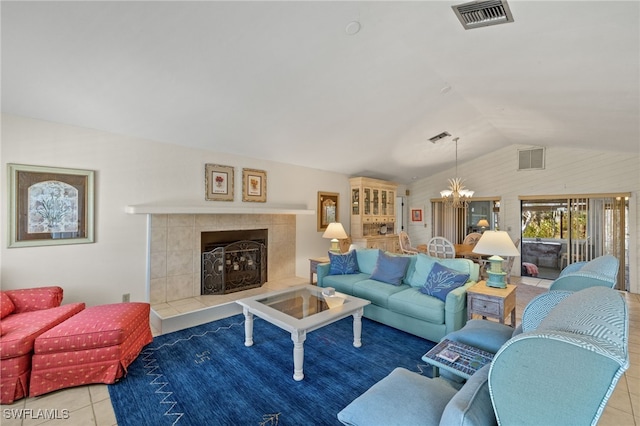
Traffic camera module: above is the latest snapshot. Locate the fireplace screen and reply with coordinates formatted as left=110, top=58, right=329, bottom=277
left=202, top=240, right=266, bottom=295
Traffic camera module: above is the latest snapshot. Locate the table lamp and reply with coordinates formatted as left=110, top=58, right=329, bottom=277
left=477, top=219, right=489, bottom=232
left=322, top=222, right=348, bottom=253
left=472, top=230, right=520, bottom=288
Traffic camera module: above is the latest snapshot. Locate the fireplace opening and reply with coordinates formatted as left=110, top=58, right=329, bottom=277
left=201, top=229, right=267, bottom=295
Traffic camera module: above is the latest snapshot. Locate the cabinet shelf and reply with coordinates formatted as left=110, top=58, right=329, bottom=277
left=349, top=177, right=399, bottom=253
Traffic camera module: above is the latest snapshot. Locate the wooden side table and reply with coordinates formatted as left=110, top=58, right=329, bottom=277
left=309, top=257, right=330, bottom=284
left=466, top=280, right=517, bottom=327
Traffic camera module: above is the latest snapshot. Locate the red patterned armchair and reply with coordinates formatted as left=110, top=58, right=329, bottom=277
left=0, top=286, right=85, bottom=404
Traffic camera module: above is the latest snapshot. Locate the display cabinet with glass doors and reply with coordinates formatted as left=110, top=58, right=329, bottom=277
left=349, top=177, right=399, bottom=252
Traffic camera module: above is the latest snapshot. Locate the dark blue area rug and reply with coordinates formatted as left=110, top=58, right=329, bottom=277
left=108, top=314, right=435, bottom=426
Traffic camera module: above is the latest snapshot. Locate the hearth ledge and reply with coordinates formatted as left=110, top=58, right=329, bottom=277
left=125, top=204, right=314, bottom=215
left=150, top=303, right=243, bottom=334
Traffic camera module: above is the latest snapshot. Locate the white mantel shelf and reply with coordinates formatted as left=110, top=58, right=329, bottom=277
left=125, top=204, right=314, bottom=215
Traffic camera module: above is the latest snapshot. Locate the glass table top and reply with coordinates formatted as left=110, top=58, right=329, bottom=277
left=256, top=287, right=349, bottom=320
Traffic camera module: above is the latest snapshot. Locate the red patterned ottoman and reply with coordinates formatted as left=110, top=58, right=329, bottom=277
left=29, top=302, right=153, bottom=397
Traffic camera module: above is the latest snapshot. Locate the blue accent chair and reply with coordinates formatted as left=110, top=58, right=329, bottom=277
left=549, top=254, right=619, bottom=291
left=337, top=287, right=629, bottom=426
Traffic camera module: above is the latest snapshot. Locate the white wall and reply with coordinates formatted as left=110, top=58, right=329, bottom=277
left=0, top=114, right=351, bottom=306
left=407, top=144, right=640, bottom=294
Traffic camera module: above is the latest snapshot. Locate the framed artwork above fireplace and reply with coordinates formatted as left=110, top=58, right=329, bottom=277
left=205, top=163, right=234, bottom=201
left=242, top=168, right=267, bottom=203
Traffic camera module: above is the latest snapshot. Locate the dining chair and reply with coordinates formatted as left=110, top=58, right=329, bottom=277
left=399, top=231, right=424, bottom=255
left=462, top=232, right=482, bottom=246
left=427, top=237, right=456, bottom=259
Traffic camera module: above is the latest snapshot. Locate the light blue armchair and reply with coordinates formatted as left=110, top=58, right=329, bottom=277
left=549, top=254, right=619, bottom=291
left=488, top=286, right=628, bottom=425
left=337, top=287, right=629, bottom=426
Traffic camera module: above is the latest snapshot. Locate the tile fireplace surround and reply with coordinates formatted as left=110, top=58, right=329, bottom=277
left=149, top=213, right=296, bottom=305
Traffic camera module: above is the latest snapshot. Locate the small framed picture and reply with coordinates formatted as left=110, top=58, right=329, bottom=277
left=205, top=164, right=234, bottom=201
left=8, top=164, right=95, bottom=248
left=242, top=168, right=267, bottom=203
left=317, top=191, right=339, bottom=232
left=410, top=207, right=424, bottom=225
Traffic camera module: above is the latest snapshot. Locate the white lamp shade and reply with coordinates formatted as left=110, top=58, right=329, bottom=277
left=477, top=219, right=490, bottom=228
left=472, top=231, right=520, bottom=256
left=322, top=222, right=348, bottom=240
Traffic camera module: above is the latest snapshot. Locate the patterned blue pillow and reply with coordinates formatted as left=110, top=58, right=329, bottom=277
left=420, top=262, right=470, bottom=302
left=329, top=250, right=360, bottom=275
left=370, top=251, right=410, bottom=286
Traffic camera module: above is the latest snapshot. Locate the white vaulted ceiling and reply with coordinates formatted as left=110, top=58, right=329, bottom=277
left=2, top=1, right=639, bottom=183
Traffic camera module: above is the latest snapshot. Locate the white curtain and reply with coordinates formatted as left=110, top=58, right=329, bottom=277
left=431, top=202, right=468, bottom=244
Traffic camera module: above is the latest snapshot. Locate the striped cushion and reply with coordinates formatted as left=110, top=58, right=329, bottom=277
left=536, top=287, right=628, bottom=366
left=521, top=291, right=573, bottom=332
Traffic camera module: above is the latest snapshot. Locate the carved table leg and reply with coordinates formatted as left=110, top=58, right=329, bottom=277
left=243, top=308, right=254, bottom=347
left=291, top=329, right=307, bottom=381
left=352, top=308, right=364, bottom=348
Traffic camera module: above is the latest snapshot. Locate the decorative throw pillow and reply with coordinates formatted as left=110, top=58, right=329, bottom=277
left=329, top=250, right=360, bottom=275
left=355, top=248, right=381, bottom=275
left=408, top=254, right=438, bottom=287
left=0, top=291, right=15, bottom=319
left=370, top=251, right=410, bottom=286
left=420, top=262, right=469, bottom=302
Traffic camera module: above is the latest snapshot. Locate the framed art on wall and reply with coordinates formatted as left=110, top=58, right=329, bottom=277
left=242, top=168, right=267, bottom=202
left=317, top=191, right=339, bottom=232
left=205, top=164, right=234, bottom=201
left=410, top=207, right=424, bottom=225
left=8, top=164, right=95, bottom=248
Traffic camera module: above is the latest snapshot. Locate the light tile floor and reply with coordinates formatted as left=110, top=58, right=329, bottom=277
left=2, top=276, right=638, bottom=425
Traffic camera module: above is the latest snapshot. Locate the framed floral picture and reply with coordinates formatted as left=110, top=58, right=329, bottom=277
left=205, top=164, right=234, bottom=201
left=8, top=164, right=95, bottom=247
left=242, top=168, right=267, bottom=202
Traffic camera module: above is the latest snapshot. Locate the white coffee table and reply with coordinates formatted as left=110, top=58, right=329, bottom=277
left=236, top=284, right=370, bottom=381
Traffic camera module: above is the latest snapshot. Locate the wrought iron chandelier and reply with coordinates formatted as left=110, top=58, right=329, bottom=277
left=440, top=137, right=474, bottom=207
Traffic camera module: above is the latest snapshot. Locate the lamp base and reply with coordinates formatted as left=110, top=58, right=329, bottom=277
left=329, top=239, right=341, bottom=253
left=486, top=270, right=507, bottom=288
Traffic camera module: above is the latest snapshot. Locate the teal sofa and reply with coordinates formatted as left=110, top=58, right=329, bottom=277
left=337, top=286, right=629, bottom=426
left=317, top=249, right=480, bottom=343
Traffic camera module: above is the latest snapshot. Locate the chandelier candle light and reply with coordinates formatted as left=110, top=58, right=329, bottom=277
left=472, top=230, right=520, bottom=288
left=440, top=137, right=474, bottom=207
left=322, top=222, right=348, bottom=253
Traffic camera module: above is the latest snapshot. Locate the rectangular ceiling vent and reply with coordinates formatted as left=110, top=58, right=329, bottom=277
left=452, top=0, right=514, bottom=30
left=518, top=147, right=545, bottom=171
left=429, top=131, right=451, bottom=144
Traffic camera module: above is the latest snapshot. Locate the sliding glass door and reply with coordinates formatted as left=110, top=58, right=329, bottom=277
left=520, top=194, right=629, bottom=290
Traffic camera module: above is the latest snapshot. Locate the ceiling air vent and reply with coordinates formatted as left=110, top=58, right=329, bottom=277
left=518, top=147, right=545, bottom=171
left=452, top=0, right=514, bottom=30
left=429, top=131, right=451, bottom=144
